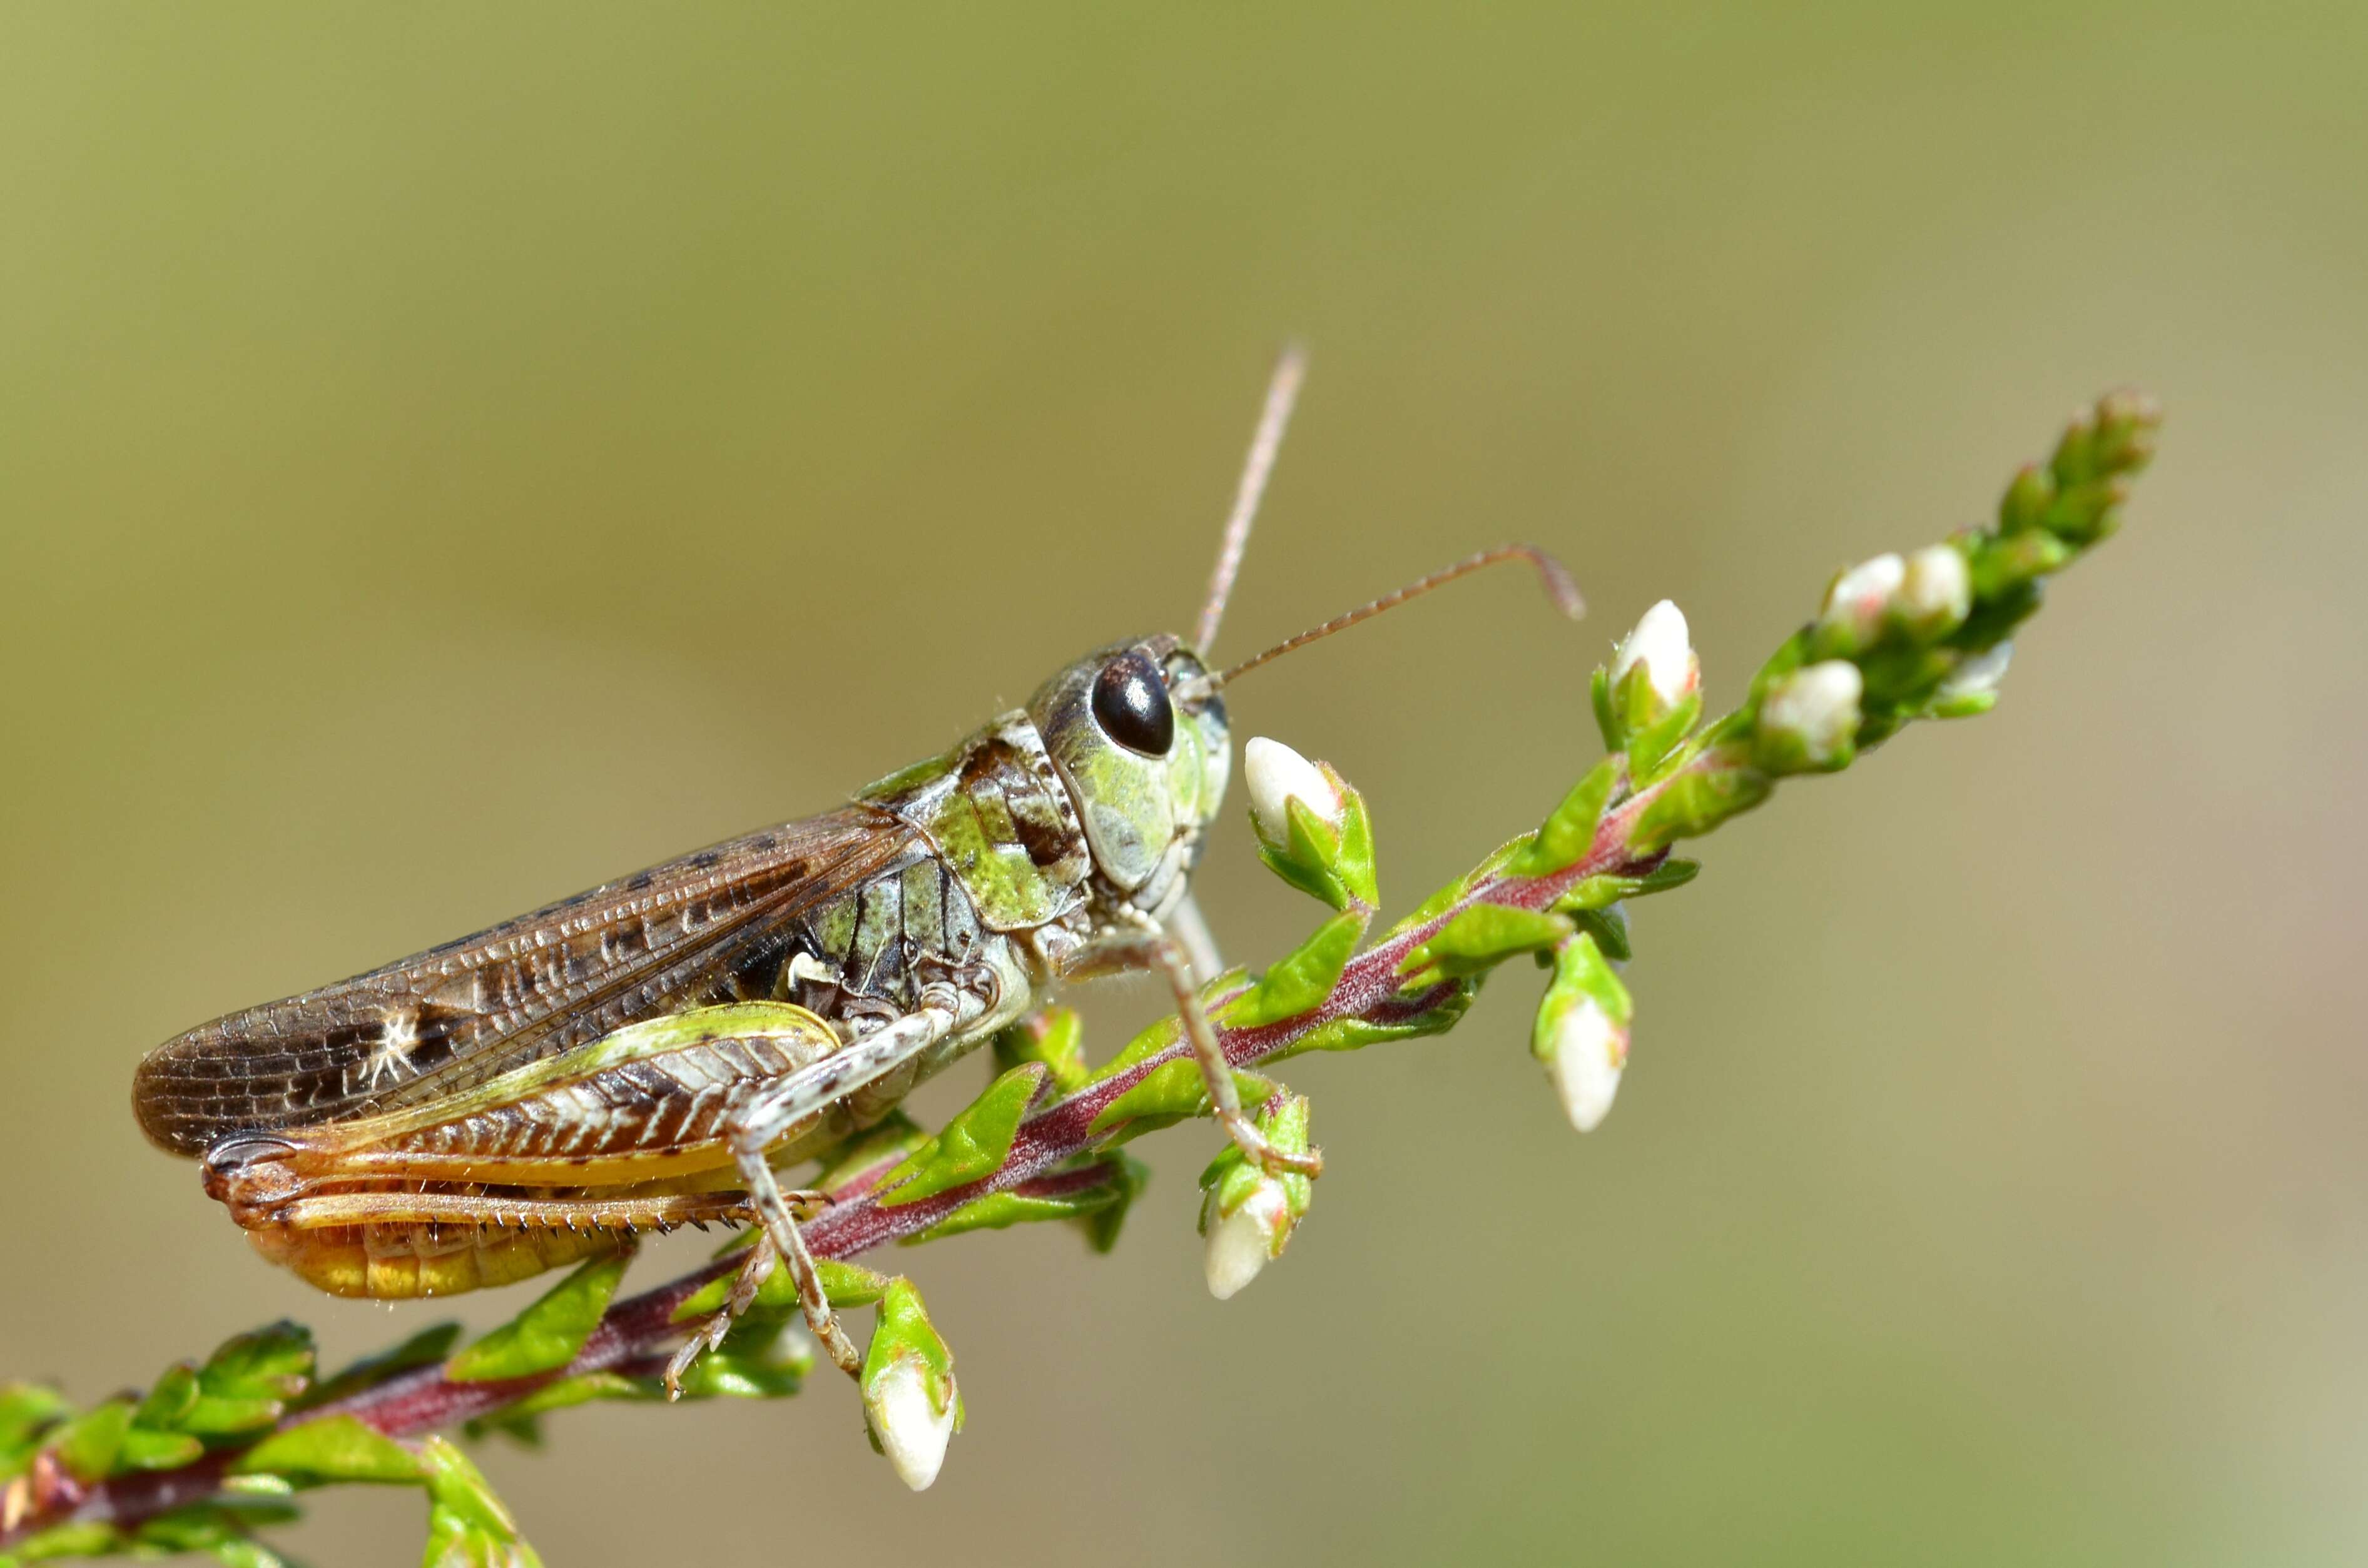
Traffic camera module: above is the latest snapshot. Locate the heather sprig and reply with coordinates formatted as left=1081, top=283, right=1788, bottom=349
left=0, top=391, right=2158, bottom=1568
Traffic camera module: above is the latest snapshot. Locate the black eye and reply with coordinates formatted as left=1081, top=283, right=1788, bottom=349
left=1090, top=652, right=1174, bottom=756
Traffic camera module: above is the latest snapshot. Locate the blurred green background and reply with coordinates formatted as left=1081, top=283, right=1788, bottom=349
left=4, top=4, right=2364, bottom=1563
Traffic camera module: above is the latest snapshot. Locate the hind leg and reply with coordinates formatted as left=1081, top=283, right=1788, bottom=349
left=664, top=1228, right=783, bottom=1397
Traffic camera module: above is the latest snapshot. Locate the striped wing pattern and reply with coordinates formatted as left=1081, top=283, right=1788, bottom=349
left=133, top=807, right=917, bottom=1157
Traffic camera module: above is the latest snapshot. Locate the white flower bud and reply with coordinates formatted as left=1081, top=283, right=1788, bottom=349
left=1821, top=552, right=1906, bottom=644
left=1244, top=736, right=1343, bottom=854
left=1540, top=994, right=1629, bottom=1133
left=1937, top=640, right=2013, bottom=701
left=1608, top=599, right=1699, bottom=710
left=1898, top=545, right=1971, bottom=630
left=1203, top=1180, right=1293, bottom=1300
left=1759, top=660, right=1863, bottom=767
left=865, top=1353, right=957, bottom=1492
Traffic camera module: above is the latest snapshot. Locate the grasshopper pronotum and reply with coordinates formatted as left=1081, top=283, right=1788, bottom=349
left=134, top=350, right=1581, bottom=1390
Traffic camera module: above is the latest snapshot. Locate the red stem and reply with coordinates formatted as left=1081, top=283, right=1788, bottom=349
left=2, top=779, right=1672, bottom=1550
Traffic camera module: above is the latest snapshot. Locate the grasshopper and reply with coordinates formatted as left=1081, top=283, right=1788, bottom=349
left=133, top=350, right=1580, bottom=1389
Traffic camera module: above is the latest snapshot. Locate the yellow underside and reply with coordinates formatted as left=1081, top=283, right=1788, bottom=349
left=248, top=1220, right=624, bottom=1300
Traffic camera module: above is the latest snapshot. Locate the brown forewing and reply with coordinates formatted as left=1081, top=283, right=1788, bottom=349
left=133, top=806, right=922, bottom=1158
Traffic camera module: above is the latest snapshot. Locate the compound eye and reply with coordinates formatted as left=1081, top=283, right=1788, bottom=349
left=1090, top=651, right=1175, bottom=756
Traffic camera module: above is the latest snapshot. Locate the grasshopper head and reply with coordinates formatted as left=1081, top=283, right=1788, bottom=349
left=1027, top=635, right=1229, bottom=920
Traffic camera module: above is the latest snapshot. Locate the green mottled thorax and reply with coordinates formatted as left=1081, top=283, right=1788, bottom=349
left=856, top=716, right=1090, bottom=931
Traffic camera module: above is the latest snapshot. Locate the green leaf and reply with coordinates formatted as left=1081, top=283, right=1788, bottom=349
left=1085, top=1057, right=1204, bottom=1137
left=1276, top=992, right=1471, bottom=1058
left=447, top=1253, right=631, bottom=1383
left=209, top=1536, right=295, bottom=1568
left=861, top=1279, right=956, bottom=1412
left=992, top=1007, right=1089, bottom=1095
left=1555, top=857, right=1699, bottom=912
left=1255, top=844, right=1337, bottom=908
left=1510, top=758, right=1618, bottom=877
left=671, top=1335, right=808, bottom=1402
left=1747, top=627, right=1815, bottom=702
left=1328, top=787, right=1380, bottom=909
left=1386, top=842, right=1523, bottom=946
left=1969, top=530, right=2071, bottom=598
left=9, top=1522, right=121, bottom=1562
left=1197, top=1095, right=1314, bottom=1228
left=818, top=1260, right=895, bottom=1309
left=1926, top=687, right=1999, bottom=721
left=1400, top=905, right=1573, bottom=980
left=1954, top=577, right=2043, bottom=651
left=467, top=1410, right=549, bottom=1450
left=219, top=1474, right=296, bottom=1498
left=1859, top=634, right=1953, bottom=691
left=1082, top=1010, right=1184, bottom=1086
left=178, top=1396, right=287, bottom=1439
left=670, top=1262, right=757, bottom=1324
left=670, top=1268, right=742, bottom=1324
left=117, top=1427, right=205, bottom=1471
left=1628, top=763, right=1773, bottom=850
left=1220, top=912, right=1364, bottom=1029
left=1, top=1384, right=69, bottom=1476
left=2048, top=405, right=2098, bottom=486
left=201, top=1323, right=315, bottom=1404
left=186, top=1323, right=315, bottom=1434
left=51, top=1399, right=134, bottom=1482
left=235, top=1415, right=425, bottom=1485
left=418, top=1435, right=542, bottom=1568
left=1534, top=932, right=1634, bottom=1049
left=1598, top=659, right=1687, bottom=754
left=1076, top=1153, right=1151, bottom=1255
left=134, top=1363, right=201, bottom=1434
left=1256, top=780, right=1378, bottom=911
left=1626, top=690, right=1704, bottom=784
left=511, top=1369, right=645, bottom=1414
left=1085, top=1058, right=1273, bottom=1139
left=1998, top=461, right=2051, bottom=533
left=464, top=1371, right=651, bottom=1441
left=879, top=1063, right=1045, bottom=1206
left=905, top=1156, right=1146, bottom=1245
left=808, top=1111, right=933, bottom=1198
left=1570, top=904, right=1631, bottom=963
left=133, top=1500, right=298, bottom=1557
left=671, top=1252, right=893, bottom=1327
left=906, top=1189, right=1107, bottom=1243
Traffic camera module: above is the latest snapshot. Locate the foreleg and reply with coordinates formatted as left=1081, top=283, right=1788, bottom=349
left=1065, top=916, right=1322, bottom=1180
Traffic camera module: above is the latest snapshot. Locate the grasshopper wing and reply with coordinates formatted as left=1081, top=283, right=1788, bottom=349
left=134, top=806, right=921, bottom=1157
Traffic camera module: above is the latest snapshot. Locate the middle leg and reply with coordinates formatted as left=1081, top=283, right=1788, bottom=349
left=715, top=988, right=965, bottom=1379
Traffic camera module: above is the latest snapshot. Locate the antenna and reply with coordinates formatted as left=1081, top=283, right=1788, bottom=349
left=1192, top=343, right=1309, bottom=656
left=1210, top=544, right=1583, bottom=688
